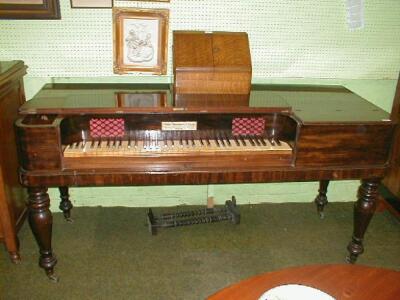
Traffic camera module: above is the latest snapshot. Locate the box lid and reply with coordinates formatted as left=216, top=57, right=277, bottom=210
left=173, top=31, right=251, bottom=73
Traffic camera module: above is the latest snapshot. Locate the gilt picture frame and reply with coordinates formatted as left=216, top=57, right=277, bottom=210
left=113, top=8, right=169, bottom=75
left=0, top=0, right=60, bottom=19
left=70, top=0, right=113, bottom=8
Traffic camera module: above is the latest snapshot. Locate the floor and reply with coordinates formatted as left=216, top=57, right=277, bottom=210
left=1, top=202, right=399, bottom=300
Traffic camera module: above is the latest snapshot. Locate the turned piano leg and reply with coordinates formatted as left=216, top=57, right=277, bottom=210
left=346, top=179, right=380, bottom=264
left=28, top=187, right=58, bottom=282
left=58, top=186, right=73, bottom=222
left=314, top=180, right=330, bottom=219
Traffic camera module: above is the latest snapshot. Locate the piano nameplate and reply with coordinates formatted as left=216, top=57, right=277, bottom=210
left=161, top=121, right=197, bottom=131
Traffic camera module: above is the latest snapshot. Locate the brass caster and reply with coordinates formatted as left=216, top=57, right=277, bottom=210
left=46, top=271, right=60, bottom=283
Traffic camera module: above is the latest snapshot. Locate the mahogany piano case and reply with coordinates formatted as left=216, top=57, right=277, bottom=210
left=15, top=82, right=396, bottom=279
left=173, top=31, right=252, bottom=96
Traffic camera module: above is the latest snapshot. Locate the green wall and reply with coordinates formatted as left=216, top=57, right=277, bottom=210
left=1, top=0, right=399, bottom=208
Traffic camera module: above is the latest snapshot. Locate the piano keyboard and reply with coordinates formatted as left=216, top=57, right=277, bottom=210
left=63, top=132, right=292, bottom=157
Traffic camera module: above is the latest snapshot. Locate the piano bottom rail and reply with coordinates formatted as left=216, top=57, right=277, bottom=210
left=25, top=176, right=383, bottom=281
left=20, top=165, right=387, bottom=187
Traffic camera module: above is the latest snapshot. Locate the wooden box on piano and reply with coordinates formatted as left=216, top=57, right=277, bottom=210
left=173, top=31, right=252, bottom=96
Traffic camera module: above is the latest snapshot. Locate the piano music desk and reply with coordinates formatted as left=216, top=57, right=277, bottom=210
left=15, top=84, right=395, bottom=280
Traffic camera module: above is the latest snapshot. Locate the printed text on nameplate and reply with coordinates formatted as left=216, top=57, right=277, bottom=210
left=161, top=121, right=197, bottom=131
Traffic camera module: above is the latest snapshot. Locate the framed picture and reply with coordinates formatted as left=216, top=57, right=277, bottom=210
left=113, top=8, right=169, bottom=75
left=0, top=0, right=60, bottom=19
left=71, top=0, right=113, bottom=8
left=116, top=92, right=167, bottom=107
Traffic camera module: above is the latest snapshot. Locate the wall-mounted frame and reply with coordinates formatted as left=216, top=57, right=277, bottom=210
left=113, top=8, right=169, bottom=75
left=0, top=0, right=60, bottom=19
left=71, top=0, right=113, bottom=8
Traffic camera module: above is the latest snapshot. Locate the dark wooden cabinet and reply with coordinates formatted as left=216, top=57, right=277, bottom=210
left=383, top=74, right=400, bottom=199
left=0, top=61, right=28, bottom=263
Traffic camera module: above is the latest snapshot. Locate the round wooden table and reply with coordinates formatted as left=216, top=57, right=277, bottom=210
left=207, top=264, right=400, bottom=300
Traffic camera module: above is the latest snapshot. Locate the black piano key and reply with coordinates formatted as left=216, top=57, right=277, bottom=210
left=155, top=134, right=159, bottom=149
left=128, top=131, right=132, bottom=148
left=144, top=133, right=149, bottom=149
left=259, top=137, right=267, bottom=146
left=171, top=133, right=175, bottom=147
left=224, top=133, right=232, bottom=146
left=190, top=133, right=195, bottom=147
left=233, top=136, right=240, bottom=146
left=198, top=131, right=204, bottom=146
left=182, top=132, right=187, bottom=146
left=217, top=133, right=225, bottom=147
left=163, top=134, right=168, bottom=148
left=215, top=134, right=221, bottom=146
left=248, top=137, right=256, bottom=146
left=219, top=135, right=226, bottom=147
left=213, top=136, right=220, bottom=147
left=148, top=134, right=152, bottom=149
left=268, top=138, right=275, bottom=146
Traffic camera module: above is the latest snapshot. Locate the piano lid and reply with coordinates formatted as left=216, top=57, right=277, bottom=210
left=19, top=83, right=391, bottom=123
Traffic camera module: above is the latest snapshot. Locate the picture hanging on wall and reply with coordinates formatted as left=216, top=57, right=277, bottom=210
left=71, top=0, right=113, bottom=8
left=0, top=0, right=60, bottom=19
left=113, top=8, right=169, bottom=75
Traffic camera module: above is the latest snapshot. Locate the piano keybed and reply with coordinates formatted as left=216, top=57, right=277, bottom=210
left=63, top=130, right=292, bottom=157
